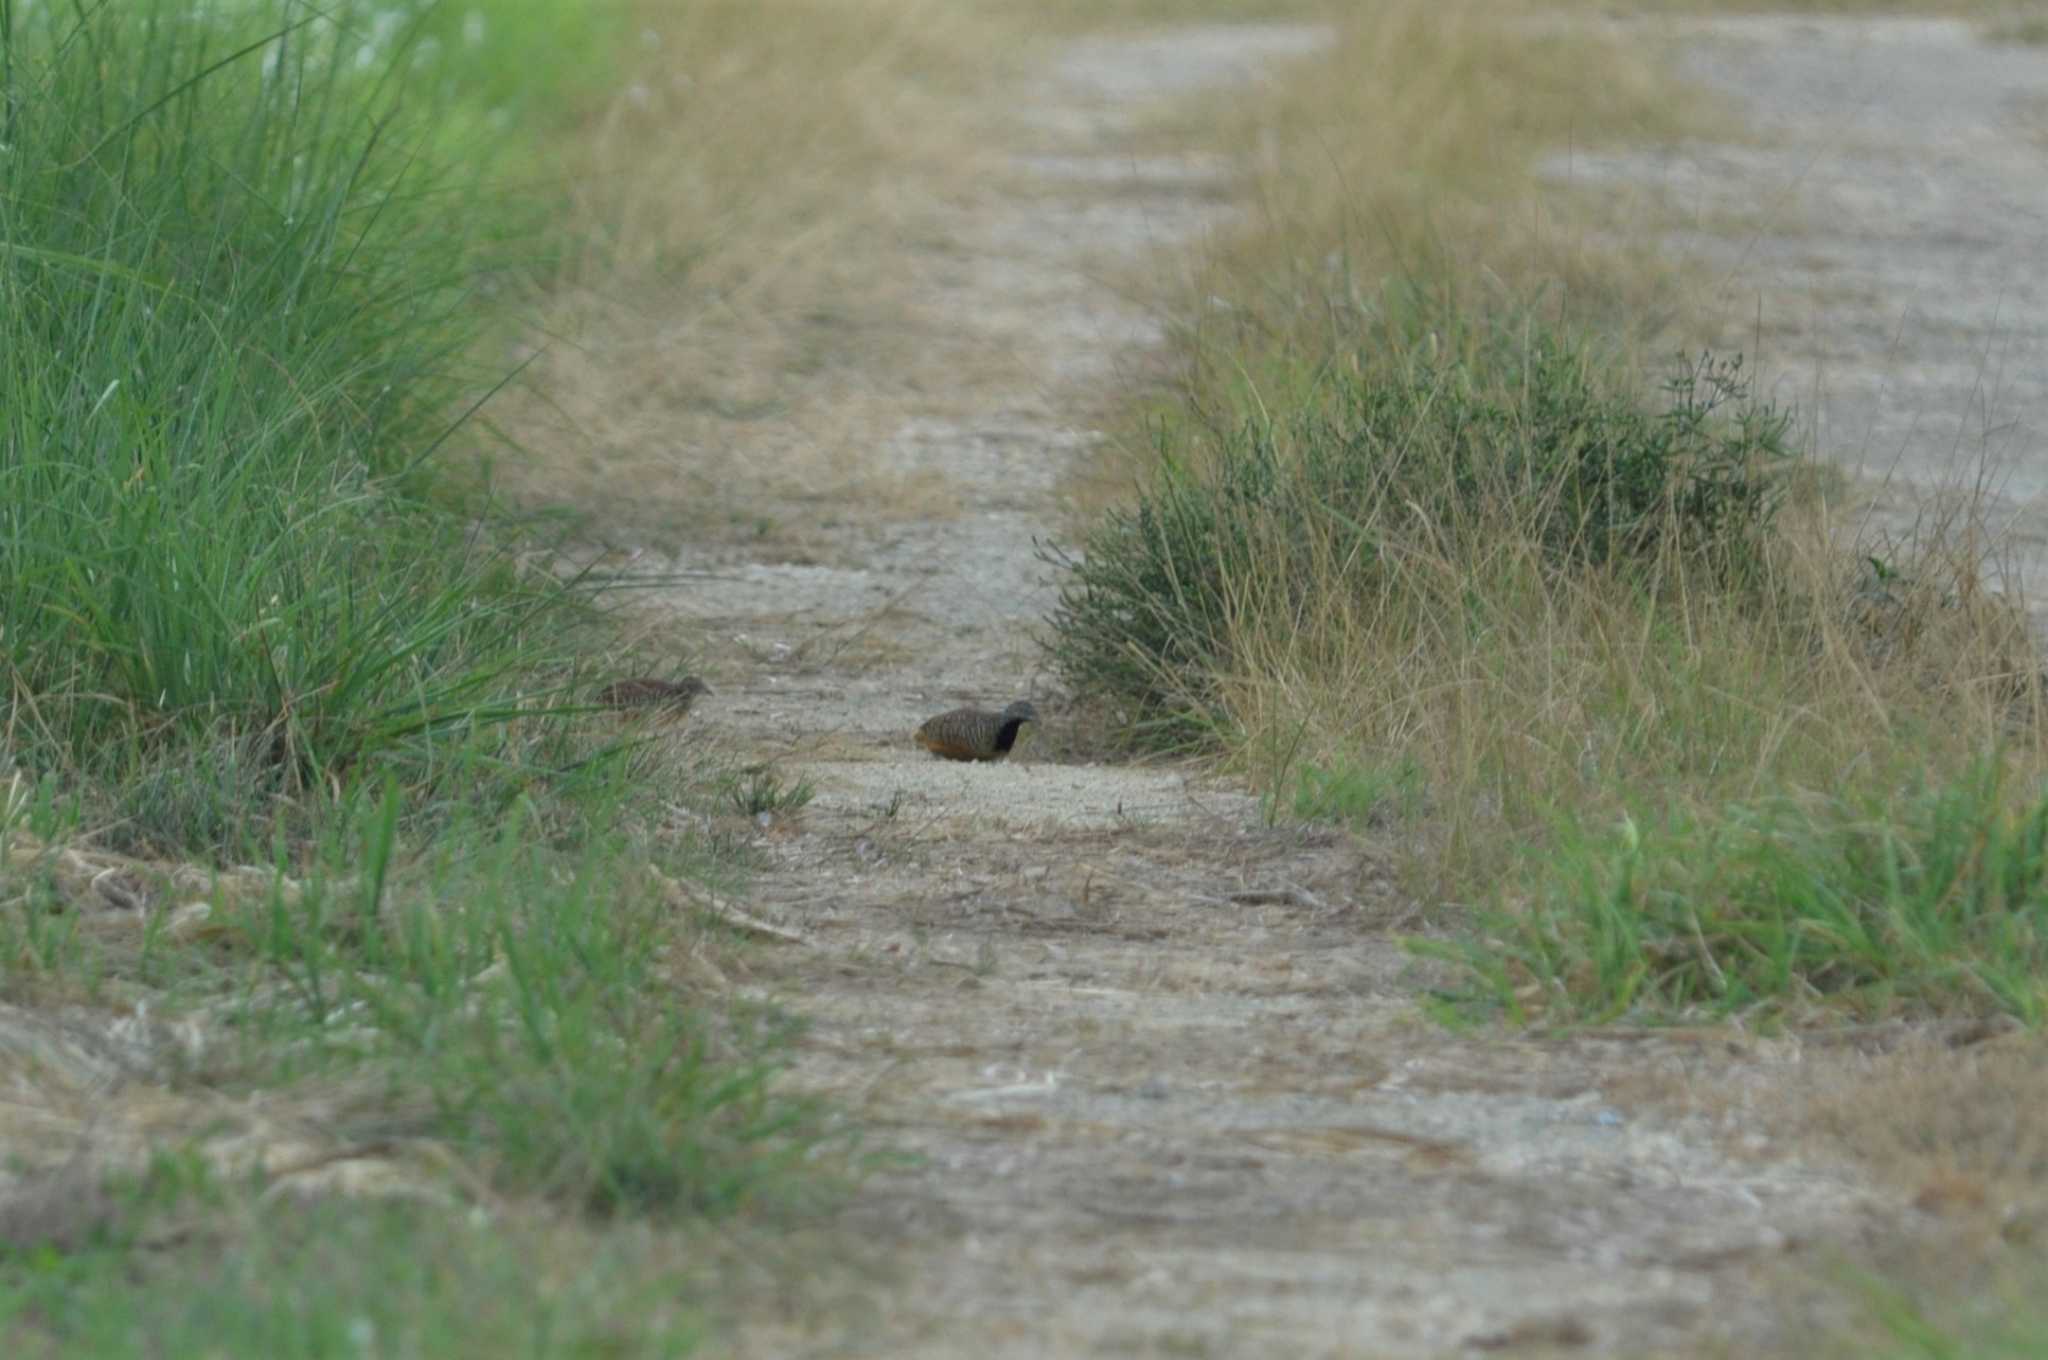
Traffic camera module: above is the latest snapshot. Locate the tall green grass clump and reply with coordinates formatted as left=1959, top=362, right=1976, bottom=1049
left=0, top=0, right=603, bottom=849
left=1045, top=296, right=1796, bottom=747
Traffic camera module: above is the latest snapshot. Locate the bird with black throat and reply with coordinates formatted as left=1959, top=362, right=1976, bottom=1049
left=915, top=698, right=1038, bottom=763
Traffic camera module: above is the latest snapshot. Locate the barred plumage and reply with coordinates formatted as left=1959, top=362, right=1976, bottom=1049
left=594, top=676, right=710, bottom=720
left=915, top=699, right=1038, bottom=762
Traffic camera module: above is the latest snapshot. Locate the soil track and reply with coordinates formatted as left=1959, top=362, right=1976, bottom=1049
left=622, top=20, right=1977, bottom=1358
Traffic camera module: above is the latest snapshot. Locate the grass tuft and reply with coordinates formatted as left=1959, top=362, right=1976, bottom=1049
left=1046, top=297, right=1796, bottom=748
left=1279, top=755, right=1428, bottom=829
left=1, top=1199, right=708, bottom=1359
left=1419, top=762, right=2048, bottom=1026
left=723, top=766, right=817, bottom=819
left=0, top=0, right=612, bottom=851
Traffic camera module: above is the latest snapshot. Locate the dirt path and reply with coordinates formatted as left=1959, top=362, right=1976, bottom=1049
left=630, top=22, right=1933, bottom=1358
left=1556, top=14, right=2048, bottom=596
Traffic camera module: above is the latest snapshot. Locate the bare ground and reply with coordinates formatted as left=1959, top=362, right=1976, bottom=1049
left=1552, top=14, right=2048, bottom=602
left=596, top=20, right=2032, bottom=1358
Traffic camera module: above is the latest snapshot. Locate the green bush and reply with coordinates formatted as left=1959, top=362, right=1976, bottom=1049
left=1044, top=305, right=1795, bottom=747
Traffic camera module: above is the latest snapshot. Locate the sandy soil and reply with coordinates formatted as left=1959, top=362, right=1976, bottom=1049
left=582, top=18, right=2045, bottom=1357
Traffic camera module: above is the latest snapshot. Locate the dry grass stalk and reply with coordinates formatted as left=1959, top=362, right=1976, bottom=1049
left=651, top=866, right=808, bottom=946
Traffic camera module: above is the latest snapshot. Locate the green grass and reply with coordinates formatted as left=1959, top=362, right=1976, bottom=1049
left=1419, top=762, right=2048, bottom=1026
left=398, top=0, right=629, bottom=138
left=0, top=763, right=836, bottom=1353
left=237, top=789, right=824, bottom=1214
left=721, top=765, right=818, bottom=819
left=0, top=767, right=833, bottom=1205
left=1047, top=0, right=2048, bottom=1037
left=1988, top=16, right=2048, bottom=44
left=1813, top=1253, right=2048, bottom=1360
left=0, top=3, right=839, bottom=1353
left=1623, top=0, right=2024, bottom=14
left=1277, top=755, right=1428, bottom=829
left=1060, top=283, right=2048, bottom=1027
left=1, top=1199, right=705, bottom=1359
left=0, top=0, right=598, bottom=849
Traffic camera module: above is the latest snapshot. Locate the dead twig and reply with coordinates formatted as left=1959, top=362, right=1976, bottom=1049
left=1225, top=882, right=1330, bottom=911
left=650, top=867, right=808, bottom=945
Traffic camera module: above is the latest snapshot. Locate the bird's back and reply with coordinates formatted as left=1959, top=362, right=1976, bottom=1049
left=596, top=677, right=708, bottom=717
left=915, top=699, right=1036, bottom=761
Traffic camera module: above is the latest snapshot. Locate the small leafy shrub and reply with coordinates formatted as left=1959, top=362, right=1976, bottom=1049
left=1044, top=309, right=1796, bottom=747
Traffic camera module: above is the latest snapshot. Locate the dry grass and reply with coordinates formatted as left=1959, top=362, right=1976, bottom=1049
left=1052, top=0, right=2048, bottom=899
left=1767, top=1032, right=2048, bottom=1355
left=479, top=0, right=1011, bottom=547
left=1035, top=0, right=2048, bottom=1328
left=483, top=0, right=1349, bottom=551
left=1612, top=1022, right=2045, bottom=1201
left=1621, top=0, right=2025, bottom=14
left=1233, top=492, right=2048, bottom=896
left=1130, top=0, right=1713, bottom=397
left=0, top=771, right=453, bottom=1218
left=1796, top=1034, right=2048, bottom=1219
left=1597, top=1027, right=2048, bottom=1351
left=382, top=0, right=2048, bottom=1344
left=1588, top=0, right=2048, bottom=56
left=1995, top=15, right=2048, bottom=43
left=0, top=752, right=791, bottom=1199
left=1051, top=0, right=1739, bottom=522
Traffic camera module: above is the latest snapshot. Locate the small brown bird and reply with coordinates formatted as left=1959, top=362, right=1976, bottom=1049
left=594, top=676, right=710, bottom=721
left=915, top=699, right=1038, bottom=762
